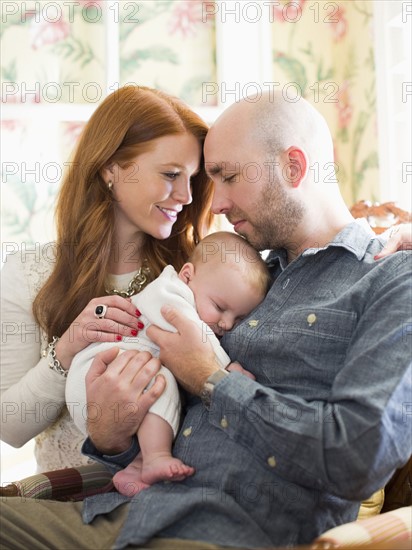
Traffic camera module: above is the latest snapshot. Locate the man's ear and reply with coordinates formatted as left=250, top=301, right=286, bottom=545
left=285, top=147, right=308, bottom=188
left=178, top=262, right=195, bottom=284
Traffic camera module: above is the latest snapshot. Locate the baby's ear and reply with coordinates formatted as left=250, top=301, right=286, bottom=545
left=179, top=262, right=195, bottom=284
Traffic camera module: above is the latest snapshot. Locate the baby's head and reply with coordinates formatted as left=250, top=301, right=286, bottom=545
left=179, top=231, right=271, bottom=336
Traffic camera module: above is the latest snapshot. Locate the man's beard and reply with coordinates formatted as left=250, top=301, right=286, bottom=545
left=229, top=179, right=304, bottom=251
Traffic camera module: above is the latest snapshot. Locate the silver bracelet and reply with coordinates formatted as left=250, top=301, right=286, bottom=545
left=47, top=336, right=68, bottom=378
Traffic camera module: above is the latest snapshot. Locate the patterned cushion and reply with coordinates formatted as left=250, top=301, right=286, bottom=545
left=314, top=506, right=412, bottom=547
left=0, top=463, right=114, bottom=501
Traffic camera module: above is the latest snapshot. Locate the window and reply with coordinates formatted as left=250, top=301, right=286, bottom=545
left=374, top=0, right=412, bottom=209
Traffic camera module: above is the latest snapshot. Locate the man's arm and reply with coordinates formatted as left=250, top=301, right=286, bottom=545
left=148, top=260, right=412, bottom=501
left=147, top=305, right=222, bottom=395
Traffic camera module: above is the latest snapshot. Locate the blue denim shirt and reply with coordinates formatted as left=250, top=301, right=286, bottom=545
left=83, top=220, right=412, bottom=549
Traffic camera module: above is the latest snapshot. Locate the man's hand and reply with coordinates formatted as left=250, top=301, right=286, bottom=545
left=147, top=305, right=220, bottom=395
left=85, top=347, right=165, bottom=455
left=375, top=223, right=412, bottom=259
left=227, top=361, right=256, bottom=380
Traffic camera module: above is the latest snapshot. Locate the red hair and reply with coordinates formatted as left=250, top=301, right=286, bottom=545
left=34, top=86, right=213, bottom=340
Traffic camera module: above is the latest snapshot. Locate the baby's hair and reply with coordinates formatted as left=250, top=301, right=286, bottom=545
left=189, top=231, right=271, bottom=296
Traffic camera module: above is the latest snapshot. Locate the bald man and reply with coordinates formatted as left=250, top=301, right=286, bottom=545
left=205, top=93, right=353, bottom=257
left=2, top=94, right=411, bottom=550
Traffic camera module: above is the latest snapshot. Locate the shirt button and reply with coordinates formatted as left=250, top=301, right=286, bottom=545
left=248, top=320, right=259, bottom=327
left=267, top=456, right=277, bottom=468
left=182, top=427, right=192, bottom=437
left=220, top=416, right=228, bottom=429
left=282, top=278, right=290, bottom=289
left=307, top=313, right=317, bottom=326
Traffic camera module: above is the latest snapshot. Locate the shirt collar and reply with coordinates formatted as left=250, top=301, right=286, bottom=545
left=266, top=219, right=375, bottom=268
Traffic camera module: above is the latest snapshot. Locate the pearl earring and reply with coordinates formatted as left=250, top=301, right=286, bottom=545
left=108, top=180, right=113, bottom=190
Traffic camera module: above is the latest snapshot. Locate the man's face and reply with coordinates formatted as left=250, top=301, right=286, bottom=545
left=204, top=125, right=304, bottom=251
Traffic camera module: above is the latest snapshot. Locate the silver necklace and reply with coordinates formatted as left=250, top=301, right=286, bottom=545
left=106, top=262, right=151, bottom=298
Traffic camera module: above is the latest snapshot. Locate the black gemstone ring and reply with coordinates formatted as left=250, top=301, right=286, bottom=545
left=94, top=305, right=108, bottom=319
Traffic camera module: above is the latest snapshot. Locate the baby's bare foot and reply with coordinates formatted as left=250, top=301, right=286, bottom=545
left=113, top=455, right=150, bottom=496
left=141, top=454, right=195, bottom=486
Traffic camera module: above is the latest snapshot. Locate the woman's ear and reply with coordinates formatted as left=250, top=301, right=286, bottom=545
left=178, top=262, right=195, bottom=284
left=101, top=163, right=116, bottom=187
left=285, top=147, right=308, bottom=188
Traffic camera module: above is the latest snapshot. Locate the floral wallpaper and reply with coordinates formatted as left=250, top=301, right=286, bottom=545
left=1, top=0, right=106, bottom=103
left=270, top=0, right=379, bottom=206
left=1, top=1, right=216, bottom=251
left=1, top=0, right=379, bottom=250
left=119, top=1, right=217, bottom=106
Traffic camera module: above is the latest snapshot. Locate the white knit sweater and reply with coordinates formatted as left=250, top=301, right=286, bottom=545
left=0, top=247, right=140, bottom=471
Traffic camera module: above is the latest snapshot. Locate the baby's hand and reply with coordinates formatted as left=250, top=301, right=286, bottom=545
left=226, top=361, right=256, bottom=380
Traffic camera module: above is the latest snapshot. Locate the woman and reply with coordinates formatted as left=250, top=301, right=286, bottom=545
left=0, top=85, right=214, bottom=472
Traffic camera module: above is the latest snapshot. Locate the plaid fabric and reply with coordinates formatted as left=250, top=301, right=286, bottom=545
left=315, top=506, right=412, bottom=547
left=0, top=463, right=114, bottom=501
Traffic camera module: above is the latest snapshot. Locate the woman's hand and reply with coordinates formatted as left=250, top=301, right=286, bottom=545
left=86, top=348, right=165, bottom=454
left=148, top=305, right=220, bottom=395
left=55, top=296, right=143, bottom=370
left=375, top=223, right=412, bottom=259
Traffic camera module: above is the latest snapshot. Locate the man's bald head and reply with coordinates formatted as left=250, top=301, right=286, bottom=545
left=205, top=92, right=352, bottom=259
left=207, top=92, right=334, bottom=167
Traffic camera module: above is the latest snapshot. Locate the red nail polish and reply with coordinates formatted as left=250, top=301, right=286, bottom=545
left=135, top=308, right=141, bottom=317
left=374, top=255, right=380, bottom=260
left=131, top=329, right=138, bottom=336
left=116, top=335, right=122, bottom=341
left=137, top=321, right=144, bottom=330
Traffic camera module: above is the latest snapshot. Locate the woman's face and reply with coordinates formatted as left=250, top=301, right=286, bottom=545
left=107, top=132, right=201, bottom=241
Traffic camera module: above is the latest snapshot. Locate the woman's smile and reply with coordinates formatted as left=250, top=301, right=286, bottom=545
left=156, top=205, right=181, bottom=222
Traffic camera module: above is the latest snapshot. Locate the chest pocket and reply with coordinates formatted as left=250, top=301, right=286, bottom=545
left=252, top=307, right=358, bottom=392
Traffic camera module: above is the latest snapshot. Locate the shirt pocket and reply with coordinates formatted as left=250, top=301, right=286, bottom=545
left=257, top=307, right=358, bottom=390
